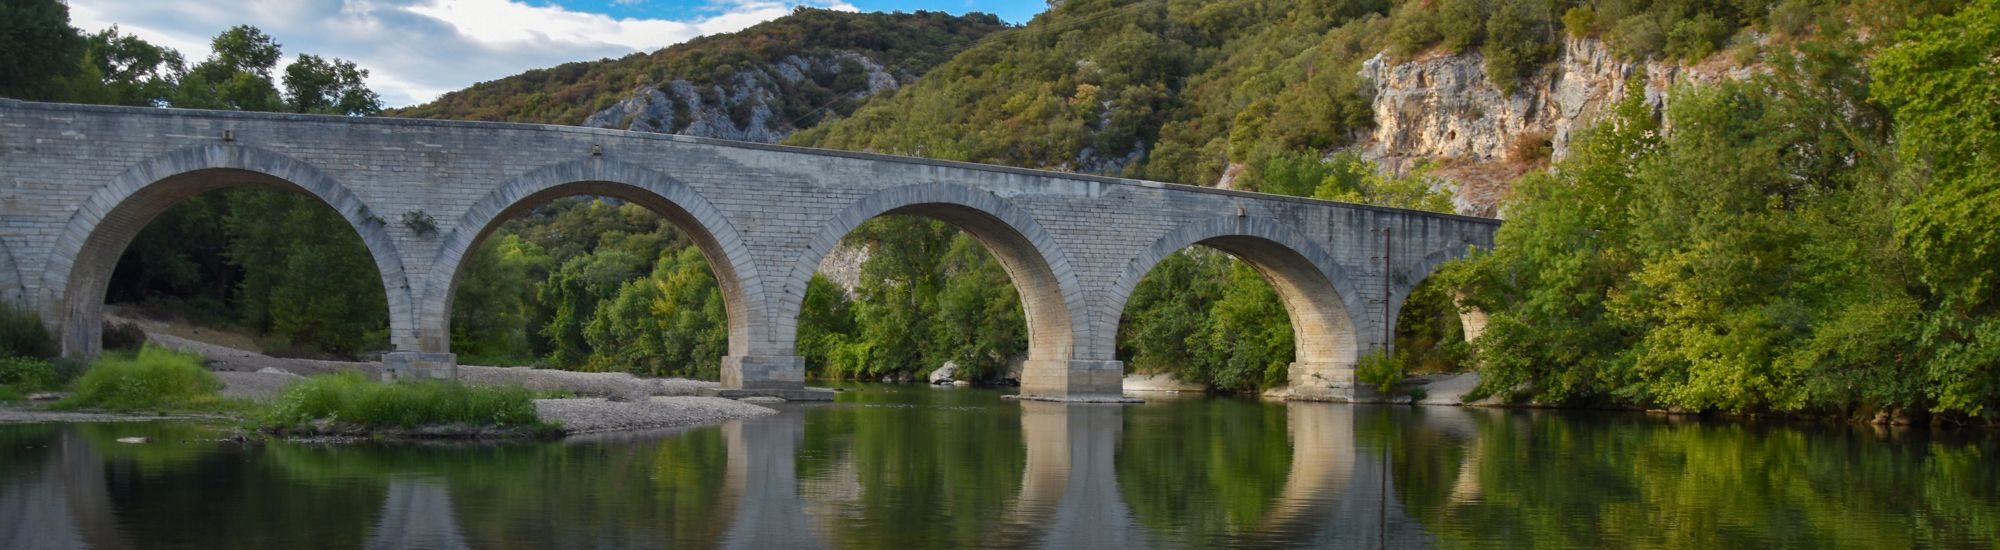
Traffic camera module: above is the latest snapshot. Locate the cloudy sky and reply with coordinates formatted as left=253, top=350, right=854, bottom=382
left=66, top=0, right=1043, bottom=108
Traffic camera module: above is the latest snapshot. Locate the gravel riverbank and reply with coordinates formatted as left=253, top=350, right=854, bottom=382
left=109, top=326, right=771, bottom=435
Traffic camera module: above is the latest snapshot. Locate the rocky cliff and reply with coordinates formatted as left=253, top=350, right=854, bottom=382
left=580, top=51, right=904, bottom=143
left=1360, top=37, right=1756, bottom=216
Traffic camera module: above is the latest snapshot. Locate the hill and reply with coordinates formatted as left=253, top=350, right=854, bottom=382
left=388, top=8, right=1008, bottom=142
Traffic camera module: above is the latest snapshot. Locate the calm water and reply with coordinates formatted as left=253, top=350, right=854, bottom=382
left=2, top=384, right=1995, bottom=549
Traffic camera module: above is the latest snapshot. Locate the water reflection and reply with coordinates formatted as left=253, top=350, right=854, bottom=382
left=1017, top=402, right=1143, bottom=547
left=722, top=412, right=823, bottom=549
left=366, top=479, right=468, bottom=550
left=0, top=387, right=1996, bottom=549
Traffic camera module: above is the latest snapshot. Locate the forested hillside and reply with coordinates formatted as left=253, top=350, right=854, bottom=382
left=389, top=8, right=1007, bottom=141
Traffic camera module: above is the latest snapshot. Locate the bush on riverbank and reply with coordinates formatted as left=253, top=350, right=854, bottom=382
left=0, top=303, right=56, bottom=360
left=262, top=372, right=554, bottom=436
left=55, top=345, right=227, bottom=412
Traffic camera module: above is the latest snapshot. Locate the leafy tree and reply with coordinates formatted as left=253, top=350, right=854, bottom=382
left=283, top=54, right=381, bottom=115
left=175, top=25, right=283, bottom=111
left=0, top=0, right=86, bottom=101
left=1874, top=0, right=2000, bottom=415
left=78, top=26, right=183, bottom=107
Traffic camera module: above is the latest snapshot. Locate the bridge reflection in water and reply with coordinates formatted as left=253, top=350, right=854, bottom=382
left=7, top=391, right=1981, bottom=549
left=0, top=401, right=1442, bottom=549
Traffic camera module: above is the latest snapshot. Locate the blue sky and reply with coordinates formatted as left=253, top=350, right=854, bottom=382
left=66, top=1, right=1046, bottom=108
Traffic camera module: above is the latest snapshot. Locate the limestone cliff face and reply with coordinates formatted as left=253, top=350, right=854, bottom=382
left=581, top=51, right=903, bottom=143
left=1359, top=37, right=1754, bottom=216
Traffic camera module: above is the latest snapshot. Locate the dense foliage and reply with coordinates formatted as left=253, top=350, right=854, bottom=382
left=1452, top=1, right=1997, bottom=420
left=390, top=8, right=1007, bottom=127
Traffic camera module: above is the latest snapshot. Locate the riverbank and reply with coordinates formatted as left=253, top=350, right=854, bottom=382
left=2, top=321, right=780, bottom=437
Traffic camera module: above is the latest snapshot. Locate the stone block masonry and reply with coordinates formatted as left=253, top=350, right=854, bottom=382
left=0, top=99, right=1499, bottom=402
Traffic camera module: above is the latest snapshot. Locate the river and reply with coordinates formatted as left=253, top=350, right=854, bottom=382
left=2, top=384, right=1994, bottom=549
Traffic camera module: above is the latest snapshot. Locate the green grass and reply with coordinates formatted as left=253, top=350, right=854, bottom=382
left=54, top=345, right=231, bottom=412
left=262, top=372, right=553, bottom=434
left=0, top=385, right=22, bottom=402
left=0, top=356, right=58, bottom=392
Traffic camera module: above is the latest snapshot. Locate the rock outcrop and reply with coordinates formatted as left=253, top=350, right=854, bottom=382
left=582, top=51, right=904, bottom=143
left=1360, top=37, right=1757, bottom=216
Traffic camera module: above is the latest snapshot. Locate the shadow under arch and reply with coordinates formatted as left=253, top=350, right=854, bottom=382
left=777, top=183, right=1090, bottom=392
left=1105, top=216, right=1365, bottom=400
left=416, top=158, right=764, bottom=358
left=38, top=144, right=412, bottom=358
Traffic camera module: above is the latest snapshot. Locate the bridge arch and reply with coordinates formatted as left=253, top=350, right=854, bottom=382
left=1104, top=216, right=1365, bottom=398
left=39, top=144, right=412, bottom=358
left=418, top=158, right=764, bottom=358
left=779, top=183, right=1089, bottom=377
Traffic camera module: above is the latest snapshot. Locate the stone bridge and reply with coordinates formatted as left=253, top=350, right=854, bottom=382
left=0, top=99, right=1498, bottom=401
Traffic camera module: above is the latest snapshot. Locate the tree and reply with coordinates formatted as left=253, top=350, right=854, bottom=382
left=1874, top=1, right=2000, bottom=416
left=0, top=0, right=86, bottom=101
left=79, top=26, right=184, bottom=107
left=175, top=25, right=282, bottom=111
left=284, top=54, right=381, bottom=115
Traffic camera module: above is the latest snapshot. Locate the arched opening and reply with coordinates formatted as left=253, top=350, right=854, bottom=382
left=1108, top=218, right=1362, bottom=400
left=1387, top=273, right=1472, bottom=377
left=778, top=185, right=1084, bottom=391
left=427, top=179, right=751, bottom=380
left=47, top=158, right=405, bottom=361
left=418, top=160, right=760, bottom=384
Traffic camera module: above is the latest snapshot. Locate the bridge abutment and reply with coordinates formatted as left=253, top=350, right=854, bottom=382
left=1017, top=360, right=1138, bottom=403
left=709, top=355, right=835, bottom=401
left=1285, top=360, right=1385, bottom=402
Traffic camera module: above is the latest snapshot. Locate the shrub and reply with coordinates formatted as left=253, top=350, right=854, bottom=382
left=262, top=372, right=550, bottom=432
left=1356, top=349, right=1406, bottom=395
left=58, top=345, right=224, bottom=412
left=0, top=303, right=56, bottom=360
left=0, top=357, right=58, bottom=392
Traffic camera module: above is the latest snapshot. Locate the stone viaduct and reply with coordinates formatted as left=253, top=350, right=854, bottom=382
left=0, top=99, right=1498, bottom=402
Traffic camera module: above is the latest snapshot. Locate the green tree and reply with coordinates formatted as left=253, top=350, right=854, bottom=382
left=0, top=0, right=86, bottom=101
left=1874, top=1, right=2000, bottom=415
left=175, top=25, right=283, bottom=111
left=283, top=54, right=381, bottom=115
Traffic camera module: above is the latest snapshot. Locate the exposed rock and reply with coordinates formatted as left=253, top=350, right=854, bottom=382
left=115, top=437, right=148, bottom=444
left=1360, top=37, right=1758, bottom=216
left=581, top=50, right=905, bottom=143
left=739, top=396, right=788, bottom=404
left=929, top=361, right=959, bottom=385
left=815, top=242, right=871, bottom=297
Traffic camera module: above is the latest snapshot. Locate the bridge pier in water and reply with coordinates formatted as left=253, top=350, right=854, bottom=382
left=0, top=99, right=1498, bottom=402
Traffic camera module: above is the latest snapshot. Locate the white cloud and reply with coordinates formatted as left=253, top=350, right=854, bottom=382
left=65, top=0, right=857, bottom=109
